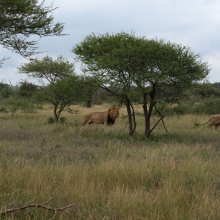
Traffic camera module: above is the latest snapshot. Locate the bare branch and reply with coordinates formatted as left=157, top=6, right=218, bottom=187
left=24, top=198, right=53, bottom=216
left=154, top=104, right=169, bottom=134
left=0, top=198, right=81, bottom=219
left=150, top=116, right=165, bottom=134
left=0, top=56, right=10, bottom=68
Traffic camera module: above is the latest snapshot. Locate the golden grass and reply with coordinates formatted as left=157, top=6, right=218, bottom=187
left=0, top=104, right=219, bottom=219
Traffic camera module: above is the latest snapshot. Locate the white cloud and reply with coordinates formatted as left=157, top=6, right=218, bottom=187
left=205, top=52, right=220, bottom=82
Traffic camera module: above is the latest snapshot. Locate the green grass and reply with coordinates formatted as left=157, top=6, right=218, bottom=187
left=0, top=105, right=220, bottom=219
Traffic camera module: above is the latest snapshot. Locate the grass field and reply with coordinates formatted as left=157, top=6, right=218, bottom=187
left=0, top=104, right=219, bottom=219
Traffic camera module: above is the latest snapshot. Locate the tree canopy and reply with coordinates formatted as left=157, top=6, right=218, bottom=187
left=73, top=32, right=210, bottom=136
left=18, top=55, right=80, bottom=122
left=0, top=0, right=64, bottom=61
left=18, top=55, right=75, bottom=84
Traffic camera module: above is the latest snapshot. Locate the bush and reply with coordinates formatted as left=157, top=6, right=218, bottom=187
left=60, top=116, right=67, bottom=124
left=192, top=97, right=220, bottom=115
left=47, top=116, right=55, bottom=124
left=0, top=106, right=7, bottom=113
left=154, top=101, right=190, bottom=116
left=0, top=97, right=36, bottom=115
left=155, top=97, right=220, bottom=116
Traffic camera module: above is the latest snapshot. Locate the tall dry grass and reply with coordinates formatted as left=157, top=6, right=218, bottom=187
left=0, top=104, right=219, bottom=219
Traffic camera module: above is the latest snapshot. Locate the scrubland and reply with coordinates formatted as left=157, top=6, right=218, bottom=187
left=0, top=104, right=219, bottom=219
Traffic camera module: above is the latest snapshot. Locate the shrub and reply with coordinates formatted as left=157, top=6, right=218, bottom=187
left=192, top=97, right=220, bottom=115
left=60, top=116, right=67, bottom=124
left=0, top=106, right=7, bottom=113
left=154, top=101, right=190, bottom=116
left=1, top=97, right=35, bottom=115
left=47, top=116, right=55, bottom=124
left=154, top=97, right=220, bottom=116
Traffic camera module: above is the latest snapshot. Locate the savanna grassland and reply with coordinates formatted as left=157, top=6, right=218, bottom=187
left=0, top=104, right=219, bottom=219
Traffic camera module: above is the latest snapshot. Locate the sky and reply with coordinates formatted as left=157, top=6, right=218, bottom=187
left=1, top=0, right=220, bottom=85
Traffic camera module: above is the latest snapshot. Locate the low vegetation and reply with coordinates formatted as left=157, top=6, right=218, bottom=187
left=0, top=104, right=219, bottom=219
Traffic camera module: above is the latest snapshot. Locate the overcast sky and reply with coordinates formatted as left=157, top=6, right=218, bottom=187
left=1, top=0, right=220, bottom=85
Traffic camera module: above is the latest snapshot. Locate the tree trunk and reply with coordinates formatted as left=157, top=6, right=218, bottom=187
left=142, top=92, right=151, bottom=137
left=54, top=104, right=59, bottom=122
left=124, top=97, right=136, bottom=136
left=85, top=100, right=91, bottom=108
left=143, top=84, right=156, bottom=137
left=54, top=100, right=66, bottom=122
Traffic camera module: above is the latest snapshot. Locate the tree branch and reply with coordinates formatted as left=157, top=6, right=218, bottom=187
left=154, top=104, right=169, bottom=134
left=24, top=198, right=53, bottom=216
left=0, top=56, right=10, bottom=68
left=0, top=198, right=82, bottom=219
left=150, top=116, right=165, bottom=134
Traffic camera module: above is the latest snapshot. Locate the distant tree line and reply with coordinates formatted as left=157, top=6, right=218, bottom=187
left=1, top=80, right=220, bottom=114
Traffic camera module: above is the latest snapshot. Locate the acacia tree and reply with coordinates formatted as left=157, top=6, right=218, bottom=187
left=73, top=33, right=137, bottom=135
left=18, top=56, right=82, bottom=122
left=73, top=32, right=210, bottom=137
left=0, top=0, right=64, bottom=66
left=129, top=40, right=210, bottom=136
